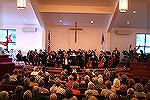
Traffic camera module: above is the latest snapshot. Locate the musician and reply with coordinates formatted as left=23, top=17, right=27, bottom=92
left=91, top=52, right=98, bottom=69
left=112, top=47, right=120, bottom=67
left=98, top=51, right=105, bottom=68
left=38, top=49, right=44, bottom=66
left=46, top=51, right=55, bottom=67
left=138, top=50, right=146, bottom=62
left=16, top=50, right=23, bottom=61
left=33, top=49, right=38, bottom=66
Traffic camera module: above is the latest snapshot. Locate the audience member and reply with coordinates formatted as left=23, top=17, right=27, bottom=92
left=0, top=91, right=9, bottom=100
left=23, top=90, right=32, bottom=100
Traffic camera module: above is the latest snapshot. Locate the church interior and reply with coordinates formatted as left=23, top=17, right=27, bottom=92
left=0, top=0, right=150, bottom=100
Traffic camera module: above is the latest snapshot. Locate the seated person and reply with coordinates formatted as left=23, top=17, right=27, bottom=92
left=10, top=69, right=18, bottom=82
left=10, top=86, right=24, bottom=100
left=0, top=91, right=9, bottom=100
left=85, top=82, right=99, bottom=97
left=16, top=50, right=23, bottom=61
left=2, top=73, right=12, bottom=85
left=71, top=82, right=80, bottom=95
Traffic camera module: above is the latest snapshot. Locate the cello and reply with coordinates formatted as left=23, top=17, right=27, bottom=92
left=86, top=59, right=93, bottom=68
left=98, top=56, right=105, bottom=68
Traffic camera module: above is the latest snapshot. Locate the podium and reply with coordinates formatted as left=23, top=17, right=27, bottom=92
left=0, top=55, right=15, bottom=80
left=0, top=54, right=12, bottom=62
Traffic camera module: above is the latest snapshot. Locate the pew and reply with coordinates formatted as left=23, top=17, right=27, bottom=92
left=130, top=62, right=150, bottom=79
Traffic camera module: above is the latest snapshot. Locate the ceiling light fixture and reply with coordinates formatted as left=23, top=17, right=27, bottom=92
left=133, top=10, right=136, bottom=14
left=59, top=19, right=62, bottom=23
left=119, top=0, right=128, bottom=13
left=17, top=0, right=26, bottom=10
left=90, top=21, right=94, bottom=24
left=126, top=21, right=130, bottom=24
left=24, top=19, right=26, bottom=21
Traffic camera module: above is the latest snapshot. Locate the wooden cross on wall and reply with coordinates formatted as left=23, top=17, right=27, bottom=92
left=69, top=22, right=83, bottom=43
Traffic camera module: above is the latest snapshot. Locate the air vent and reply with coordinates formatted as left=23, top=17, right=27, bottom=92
left=116, top=30, right=132, bottom=35
left=22, top=27, right=37, bottom=32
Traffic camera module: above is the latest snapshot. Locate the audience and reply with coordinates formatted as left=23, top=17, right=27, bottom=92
left=0, top=48, right=150, bottom=100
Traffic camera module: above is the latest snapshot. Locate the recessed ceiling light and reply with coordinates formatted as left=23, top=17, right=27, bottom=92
left=133, top=10, right=136, bottom=14
left=126, top=21, right=130, bottom=24
left=91, top=20, right=94, bottom=24
left=24, top=19, right=26, bottom=21
left=59, top=19, right=62, bottom=23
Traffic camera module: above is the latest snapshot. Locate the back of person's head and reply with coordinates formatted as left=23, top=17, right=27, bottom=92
left=38, top=71, right=43, bottom=76
left=50, top=86, right=57, bottom=94
left=69, top=96, right=78, bottom=100
left=131, top=97, right=138, bottom=100
left=32, top=86, right=39, bottom=94
left=92, top=77, right=98, bottom=84
left=134, top=83, right=143, bottom=92
left=17, top=74, right=22, bottom=80
left=113, top=78, right=121, bottom=89
left=68, top=75, right=74, bottom=81
left=49, top=94, right=57, bottom=100
left=15, top=86, right=23, bottom=95
left=4, top=73, right=10, bottom=80
left=34, top=66, right=38, bottom=71
left=146, top=92, right=150, bottom=100
left=120, top=84, right=127, bottom=94
left=105, top=91, right=112, bottom=99
left=105, top=80, right=112, bottom=89
left=65, top=88, right=73, bottom=99
left=42, top=67, right=46, bottom=73
left=127, top=88, right=134, bottom=96
left=24, top=78, right=30, bottom=85
left=13, top=69, right=18, bottom=75
left=88, top=96, right=97, bottom=100
left=109, top=93, right=118, bottom=100
left=23, top=90, right=32, bottom=100
left=98, top=77, right=103, bottom=84
left=84, top=75, right=90, bottom=82
left=0, top=91, right=9, bottom=100
left=128, top=79, right=135, bottom=88
left=55, top=79, right=61, bottom=86
left=38, top=80, right=45, bottom=87
left=88, top=82, right=95, bottom=89
left=30, top=76, right=35, bottom=82
left=72, top=82, right=79, bottom=89
left=121, top=75, right=129, bottom=85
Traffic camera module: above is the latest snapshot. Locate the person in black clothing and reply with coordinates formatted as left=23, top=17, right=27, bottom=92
left=16, top=50, right=23, bottom=61
left=138, top=50, right=146, bottom=62
left=112, top=47, right=120, bottom=67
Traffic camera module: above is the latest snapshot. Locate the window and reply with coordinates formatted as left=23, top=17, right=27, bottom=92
left=136, top=33, right=150, bottom=53
left=0, top=29, right=16, bottom=53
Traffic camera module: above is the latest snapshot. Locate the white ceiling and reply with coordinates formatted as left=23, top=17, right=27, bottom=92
left=1, top=0, right=150, bottom=30
left=1, top=1, right=40, bottom=26
left=112, top=0, right=150, bottom=29
left=41, top=12, right=111, bottom=28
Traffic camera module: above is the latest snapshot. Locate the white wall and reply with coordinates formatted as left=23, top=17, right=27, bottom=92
left=109, top=27, right=148, bottom=57
left=2, top=25, right=44, bottom=56
left=47, top=25, right=105, bottom=52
